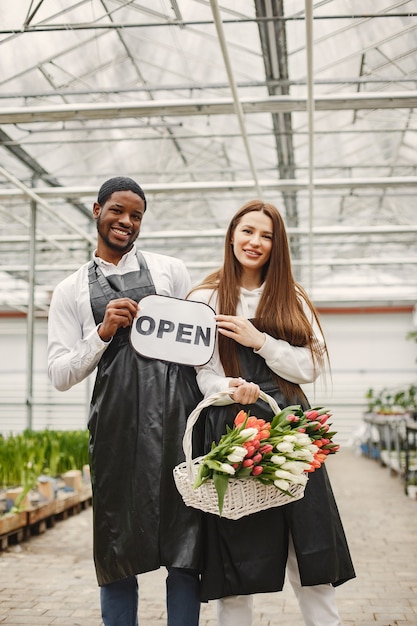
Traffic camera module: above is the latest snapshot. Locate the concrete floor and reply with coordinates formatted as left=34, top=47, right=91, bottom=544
left=1, top=448, right=416, bottom=625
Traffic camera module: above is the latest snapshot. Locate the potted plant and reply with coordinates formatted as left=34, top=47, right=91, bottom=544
left=406, top=475, right=417, bottom=500
left=365, top=387, right=408, bottom=415
left=404, top=384, right=417, bottom=420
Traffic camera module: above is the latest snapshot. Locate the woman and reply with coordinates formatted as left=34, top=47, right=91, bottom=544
left=188, top=200, right=355, bottom=626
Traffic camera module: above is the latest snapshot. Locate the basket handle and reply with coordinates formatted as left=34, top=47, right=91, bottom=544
left=182, top=389, right=281, bottom=479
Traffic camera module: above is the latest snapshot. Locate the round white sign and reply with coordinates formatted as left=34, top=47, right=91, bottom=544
left=130, top=294, right=216, bottom=366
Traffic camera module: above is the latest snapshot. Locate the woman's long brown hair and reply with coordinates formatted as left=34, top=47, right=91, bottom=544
left=189, top=200, right=328, bottom=400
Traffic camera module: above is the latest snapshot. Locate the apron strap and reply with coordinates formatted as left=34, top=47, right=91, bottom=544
left=88, top=250, right=156, bottom=325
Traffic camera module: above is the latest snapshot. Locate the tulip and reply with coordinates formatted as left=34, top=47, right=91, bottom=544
left=219, top=462, right=236, bottom=475
left=227, top=446, right=247, bottom=463
left=282, top=434, right=297, bottom=443
left=270, top=455, right=286, bottom=465
left=239, top=427, right=258, bottom=441
left=242, top=459, right=254, bottom=467
left=294, top=433, right=311, bottom=445
left=251, top=465, right=264, bottom=476
left=243, top=443, right=256, bottom=457
left=275, top=469, right=294, bottom=481
left=274, top=479, right=290, bottom=491
left=282, top=460, right=311, bottom=474
left=291, top=449, right=314, bottom=462
left=234, top=410, right=247, bottom=426
left=289, top=473, right=308, bottom=486
left=286, top=414, right=299, bottom=422
left=257, top=429, right=271, bottom=440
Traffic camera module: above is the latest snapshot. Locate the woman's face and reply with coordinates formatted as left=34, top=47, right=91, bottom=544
left=231, top=210, right=273, bottom=275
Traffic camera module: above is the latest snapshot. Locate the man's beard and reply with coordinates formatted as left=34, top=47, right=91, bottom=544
left=96, top=217, right=137, bottom=253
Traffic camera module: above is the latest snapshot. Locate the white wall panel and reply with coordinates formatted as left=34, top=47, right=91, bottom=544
left=302, top=308, right=417, bottom=446
left=0, top=310, right=416, bottom=447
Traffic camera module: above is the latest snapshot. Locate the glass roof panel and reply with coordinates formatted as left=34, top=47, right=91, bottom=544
left=0, top=0, right=416, bottom=311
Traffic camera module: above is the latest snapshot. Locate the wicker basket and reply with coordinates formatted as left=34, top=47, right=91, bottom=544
left=173, top=389, right=306, bottom=520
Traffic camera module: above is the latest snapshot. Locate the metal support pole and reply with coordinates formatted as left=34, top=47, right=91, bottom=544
left=209, top=0, right=262, bottom=197
left=26, top=188, right=37, bottom=429
left=305, top=0, right=315, bottom=294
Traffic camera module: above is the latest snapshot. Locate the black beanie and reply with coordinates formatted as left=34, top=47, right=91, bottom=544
left=97, top=177, right=147, bottom=211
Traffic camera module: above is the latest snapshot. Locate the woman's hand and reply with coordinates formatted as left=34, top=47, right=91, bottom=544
left=216, top=314, right=266, bottom=351
left=228, top=377, right=260, bottom=404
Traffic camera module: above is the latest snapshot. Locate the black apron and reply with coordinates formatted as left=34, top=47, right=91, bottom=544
left=199, top=343, right=356, bottom=601
left=87, top=252, right=203, bottom=586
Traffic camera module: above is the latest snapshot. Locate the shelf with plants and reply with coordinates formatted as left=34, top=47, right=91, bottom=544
left=0, top=429, right=91, bottom=546
left=360, top=330, right=417, bottom=496
left=404, top=421, right=417, bottom=499
left=362, top=385, right=417, bottom=489
left=365, top=384, right=417, bottom=418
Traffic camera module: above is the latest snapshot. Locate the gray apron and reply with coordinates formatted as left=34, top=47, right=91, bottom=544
left=87, top=252, right=202, bottom=586
left=199, top=343, right=355, bottom=601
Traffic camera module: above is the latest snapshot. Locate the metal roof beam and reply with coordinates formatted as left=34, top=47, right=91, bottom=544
left=1, top=176, right=416, bottom=200
left=0, top=224, right=416, bottom=243
left=0, top=166, right=95, bottom=245
left=2, top=13, right=417, bottom=35
left=0, top=128, right=92, bottom=218
left=2, top=75, right=417, bottom=101
left=1, top=92, right=417, bottom=124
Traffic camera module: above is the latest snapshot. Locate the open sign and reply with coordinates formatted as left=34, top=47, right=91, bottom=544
left=130, top=294, right=216, bottom=366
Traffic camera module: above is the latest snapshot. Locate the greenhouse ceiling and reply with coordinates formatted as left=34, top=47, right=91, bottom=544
left=1, top=0, right=417, bottom=315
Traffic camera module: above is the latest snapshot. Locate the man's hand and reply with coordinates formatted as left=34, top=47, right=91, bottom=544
left=98, top=298, right=139, bottom=342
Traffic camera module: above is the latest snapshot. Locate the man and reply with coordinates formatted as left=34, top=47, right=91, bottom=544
left=47, top=177, right=202, bottom=626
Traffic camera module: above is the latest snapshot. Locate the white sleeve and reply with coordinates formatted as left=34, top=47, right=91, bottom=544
left=254, top=336, right=323, bottom=383
left=191, top=289, right=324, bottom=395
left=172, top=259, right=192, bottom=298
left=47, top=282, right=109, bottom=392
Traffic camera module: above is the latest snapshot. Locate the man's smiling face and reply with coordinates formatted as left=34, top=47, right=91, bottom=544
left=93, top=190, right=145, bottom=263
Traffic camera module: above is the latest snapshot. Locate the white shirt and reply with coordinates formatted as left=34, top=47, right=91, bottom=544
left=47, top=246, right=191, bottom=392
left=188, top=285, right=325, bottom=402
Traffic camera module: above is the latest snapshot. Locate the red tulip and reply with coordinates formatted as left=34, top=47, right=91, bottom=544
left=242, top=459, right=254, bottom=467
left=251, top=465, right=264, bottom=476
